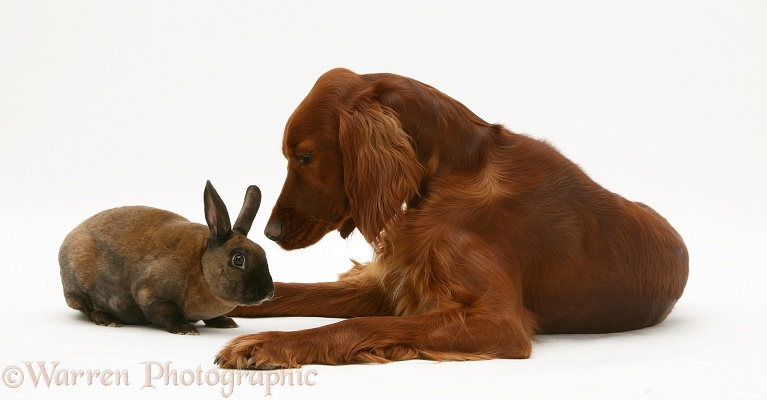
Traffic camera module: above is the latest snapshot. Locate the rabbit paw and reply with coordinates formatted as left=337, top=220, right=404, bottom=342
left=89, top=310, right=123, bottom=327
left=169, top=324, right=200, bottom=335
left=203, top=316, right=239, bottom=329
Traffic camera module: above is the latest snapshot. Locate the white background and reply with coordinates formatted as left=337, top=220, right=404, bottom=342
left=2, top=1, right=766, bottom=399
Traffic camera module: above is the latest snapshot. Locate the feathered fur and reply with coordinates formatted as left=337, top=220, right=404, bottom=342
left=216, top=68, right=689, bottom=369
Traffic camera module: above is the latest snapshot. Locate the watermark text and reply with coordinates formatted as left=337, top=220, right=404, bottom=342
left=1, top=361, right=317, bottom=397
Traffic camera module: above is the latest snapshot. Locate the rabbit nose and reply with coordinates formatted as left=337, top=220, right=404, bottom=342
left=264, top=221, right=283, bottom=242
left=264, top=286, right=275, bottom=301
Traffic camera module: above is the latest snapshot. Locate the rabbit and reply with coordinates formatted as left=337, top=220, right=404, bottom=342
left=59, top=181, right=274, bottom=335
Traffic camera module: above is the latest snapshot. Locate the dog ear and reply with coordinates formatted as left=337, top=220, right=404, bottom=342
left=339, top=101, right=424, bottom=244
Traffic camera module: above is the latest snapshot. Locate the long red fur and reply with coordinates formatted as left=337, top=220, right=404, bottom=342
left=215, top=68, right=689, bottom=369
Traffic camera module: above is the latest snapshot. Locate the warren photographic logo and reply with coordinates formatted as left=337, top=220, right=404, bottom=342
left=2, top=361, right=318, bottom=397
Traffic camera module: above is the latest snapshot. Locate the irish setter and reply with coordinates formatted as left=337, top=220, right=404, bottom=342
left=215, top=68, right=689, bottom=369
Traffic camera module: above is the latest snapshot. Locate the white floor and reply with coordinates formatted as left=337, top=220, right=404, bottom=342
left=2, top=1, right=765, bottom=399
left=2, top=284, right=763, bottom=399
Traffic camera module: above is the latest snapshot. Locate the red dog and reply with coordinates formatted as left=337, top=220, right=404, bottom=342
left=215, top=68, right=689, bottom=369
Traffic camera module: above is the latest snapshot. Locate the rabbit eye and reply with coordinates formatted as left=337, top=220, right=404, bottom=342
left=231, top=254, right=246, bottom=269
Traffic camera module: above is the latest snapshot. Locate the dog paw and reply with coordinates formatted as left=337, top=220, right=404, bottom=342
left=214, top=332, right=301, bottom=370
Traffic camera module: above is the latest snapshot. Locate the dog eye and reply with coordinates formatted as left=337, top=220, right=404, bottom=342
left=298, top=153, right=312, bottom=165
left=231, top=254, right=246, bottom=269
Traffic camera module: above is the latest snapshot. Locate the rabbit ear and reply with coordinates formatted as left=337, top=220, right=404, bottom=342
left=233, top=185, right=261, bottom=236
left=204, top=181, right=232, bottom=239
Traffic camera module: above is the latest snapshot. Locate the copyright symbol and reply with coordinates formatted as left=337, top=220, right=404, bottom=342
left=2, top=366, right=24, bottom=388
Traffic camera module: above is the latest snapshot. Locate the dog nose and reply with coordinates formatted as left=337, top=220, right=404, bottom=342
left=264, top=221, right=283, bottom=242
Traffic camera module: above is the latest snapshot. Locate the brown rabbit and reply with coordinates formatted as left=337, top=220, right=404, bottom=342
left=59, top=181, right=274, bottom=334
